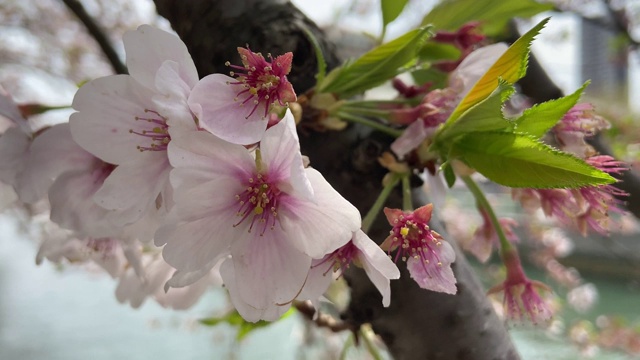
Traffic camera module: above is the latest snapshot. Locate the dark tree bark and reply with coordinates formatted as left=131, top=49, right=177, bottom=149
left=153, top=0, right=519, bottom=358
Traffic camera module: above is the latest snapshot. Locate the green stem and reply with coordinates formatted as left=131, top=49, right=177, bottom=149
left=401, top=174, right=412, bottom=211
left=461, top=175, right=513, bottom=254
left=360, top=325, right=383, bottom=360
left=339, top=105, right=391, bottom=118
left=339, top=334, right=354, bottom=360
left=362, top=173, right=401, bottom=233
left=336, top=112, right=402, bottom=137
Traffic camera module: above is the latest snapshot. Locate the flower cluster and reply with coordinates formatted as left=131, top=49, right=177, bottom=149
left=0, top=25, right=400, bottom=320
left=513, top=104, right=628, bottom=236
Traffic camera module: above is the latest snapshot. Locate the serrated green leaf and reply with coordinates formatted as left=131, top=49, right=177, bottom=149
left=318, top=27, right=431, bottom=97
left=437, top=80, right=514, bottom=141
left=453, top=132, right=616, bottom=188
left=421, top=0, right=553, bottom=36
left=445, top=18, right=549, bottom=126
left=515, top=81, right=589, bottom=137
left=382, top=0, right=409, bottom=27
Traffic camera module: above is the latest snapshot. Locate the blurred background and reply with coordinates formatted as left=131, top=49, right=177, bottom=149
left=1, top=0, right=639, bottom=359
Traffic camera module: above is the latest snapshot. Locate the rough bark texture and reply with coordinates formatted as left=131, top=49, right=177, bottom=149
left=153, top=0, right=519, bottom=358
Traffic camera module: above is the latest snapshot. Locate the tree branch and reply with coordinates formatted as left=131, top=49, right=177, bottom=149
left=60, top=0, right=128, bottom=74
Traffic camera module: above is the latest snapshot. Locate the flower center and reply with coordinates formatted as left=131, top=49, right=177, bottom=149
left=389, top=217, right=444, bottom=269
left=314, top=242, right=358, bottom=278
left=129, top=109, right=170, bottom=152
left=233, top=173, right=280, bottom=235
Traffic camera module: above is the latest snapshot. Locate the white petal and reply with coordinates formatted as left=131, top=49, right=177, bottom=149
left=94, top=151, right=170, bottom=226
left=70, top=75, right=159, bottom=164
left=152, top=60, right=196, bottom=128
left=220, top=258, right=290, bottom=322
left=229, top=228, right=311, bottom=311
left=157, top=213, right=235, bottom=274
left=49, top=169, right=120, bottom=238
left=123, top=25, right=198, bottom=91
left=0, top=127, right=30, bottom=186
left=279, top=168, right=360, bottom=258
left=297, top=257, right=334, bottom=304
left=352, top=230, right=400, bottom=307
left=188, top=74, right=268, bottom=145
left=17, top=123, right=95, bottom=204
left=261, top=112, right=314, bottom=202
left=168, top=128, right=254, bottom=183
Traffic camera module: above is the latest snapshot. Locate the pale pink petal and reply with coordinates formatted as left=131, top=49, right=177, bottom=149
left=152, top=60, right=196, bottom=128
left=391, top=120, right=428, bottom=159
left=229, top=228, right=311, bottom=311
left=188, top=74, right=268, bottom=145
left=407, top=241, right=457, bottom=294
left=220, top=259, right=291, bottom=322
left=260, top=112, right=313, bottom=202
left=279, top=168, right=360, bottom=258
left=157, top=211, right=235, bottom=275
left=451, top=43, right=508, bottom=97
left=297, top=258, right=335, bottom=305
left=0, top=87, right=24, bottom=125
left=352, top=230, right=400, bottom=307
left=123, top=25, right=198, bottom=92
left=0, top=126, right=30, bottom=185
left=93, top=151, right=170, bottom=226
left=70, top=75, right=159, bottom=164
left=167, top=128, right=255, bottom=185
left=16, top=123, right=95, bottom=204
left=49, top=169, right=120, bottom=238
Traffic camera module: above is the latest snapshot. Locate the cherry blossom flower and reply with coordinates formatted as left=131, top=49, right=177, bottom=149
left=391, top=43, right=508, bottom=158
left=308, top=230, right=400, bottom=307
left=464, top=207, right=519, bottom=263
left=553, top=103, right=611, bottom=159
left=188, top=47, right=296, bottom=145
left=116, top=253, right=221, bottom=310
left=70, top=25, right=198, bottom=227
left=382, top=204, right=457, bottom=294
left=488, top=249, right=553, bottom=324
left=156, top=111, right=360, bottom=321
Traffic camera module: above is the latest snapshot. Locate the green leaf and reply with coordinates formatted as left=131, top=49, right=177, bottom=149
left=453, top=132, right=616, bottom=188
left=418, top=42, right=461, bottom=62
left=445, top=18, right=549, bottom=126
left=421, top=0, right=553, bottom=36
left=443, top=162, right=457, bottom=187
left=318, top=27, right=432, bottom=97
left=382, top=0, right=409, bottom=27
left=199, top=308, right=295, bottom=341
left=411, top=67, right=449, bottom=89
left=437, top=80, right=514, bottom=141
left=514, top=82, right=589, bottom=137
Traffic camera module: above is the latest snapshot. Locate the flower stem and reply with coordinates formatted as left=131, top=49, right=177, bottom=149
left=360, top=324, right=383, bottom=360
left=461, top=175, right=513, bottom=254
left=339, top=334, right=354, bottom=360
left=402, top=174, right=412, bottom=211
left=336, top=111, right=402, bottom=137
left=340, top=105, right=391, bottom=118
left=362, top=173, right=401, bottom=233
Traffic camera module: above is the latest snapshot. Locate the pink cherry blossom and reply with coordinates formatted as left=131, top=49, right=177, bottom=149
left=309, top=230, right=400, bottom=307
left=156, top=111, right=360, bottom=321
left=383, top=204, right=457, bottom=294
left=116, top=253, right=221, bottom=310
left=188, top=47, right=296, bottom=145
left=391, top=43, right=508, bottom=158
left=70, top=25, right=198, bottom=228
left=488, top=249, right=553, bottom=324
left=464, top=207, right=519, bottom=263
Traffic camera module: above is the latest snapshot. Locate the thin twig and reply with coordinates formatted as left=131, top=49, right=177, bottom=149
left=60, top=0, right=128, bottom=74
left=294, top=301, right=354, bottom=333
